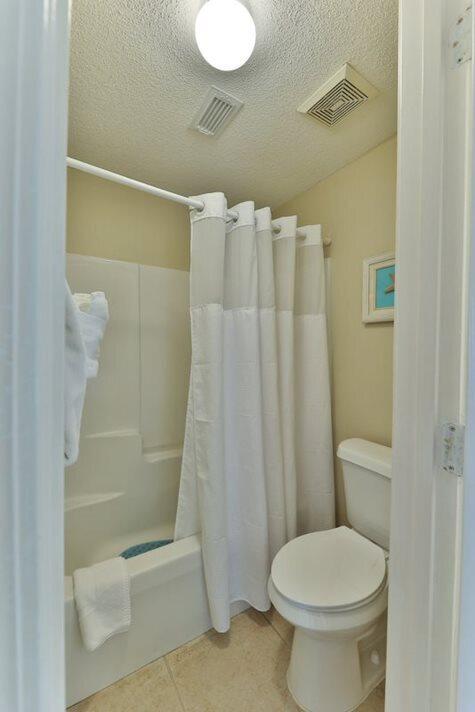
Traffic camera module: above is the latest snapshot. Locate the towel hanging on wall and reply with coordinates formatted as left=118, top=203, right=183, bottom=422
left=64, top=284, right=109, bottom=466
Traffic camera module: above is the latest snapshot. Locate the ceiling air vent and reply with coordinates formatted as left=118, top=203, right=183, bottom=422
left=298, top=64, right=378, bottom=127
left=192, top=86, right=243, bottom=137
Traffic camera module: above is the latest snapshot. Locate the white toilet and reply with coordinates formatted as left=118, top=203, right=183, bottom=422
left=268, top=438, right=391, bottom=712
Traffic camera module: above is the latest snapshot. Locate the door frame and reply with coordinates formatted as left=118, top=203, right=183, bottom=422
left=456, top=4, right=475, bottom=709
left=387, top=0, right=472, bottom=710
left=0, top=1, right=70, bottom=711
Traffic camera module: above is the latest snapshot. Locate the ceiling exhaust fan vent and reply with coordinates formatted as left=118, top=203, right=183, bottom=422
left=192, top=86, right=243, bottom=137
left=298, top=64, right=378, bottom=127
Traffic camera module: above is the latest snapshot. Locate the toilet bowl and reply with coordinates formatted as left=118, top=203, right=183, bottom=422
left=269, top=439, right=392, bottom=712
left=269, top=526, right=388, bottom=712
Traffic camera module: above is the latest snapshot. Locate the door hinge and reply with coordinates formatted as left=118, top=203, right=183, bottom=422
left=440, top=422, right=465, bottom=477
left=450, top=5, right=472, bottom=68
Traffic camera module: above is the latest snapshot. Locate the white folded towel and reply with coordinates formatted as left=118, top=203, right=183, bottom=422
left=74, top=291, right=109, bottom=378
left=64, top=285, right=109, bottom=465
left=73, top=557, right=131, bottom=651
left=72, top=292, right=94, bottom=313
left=64, top=283, right=88, bottom=466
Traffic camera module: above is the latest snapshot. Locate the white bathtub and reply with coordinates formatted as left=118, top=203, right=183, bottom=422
left=66, top=535, right=212, bottom=706
left=63, top=432, right=217, bottom=706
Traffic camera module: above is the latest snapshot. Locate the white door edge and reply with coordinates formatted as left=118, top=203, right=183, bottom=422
left=0, top=1, right=70, bottom=710
left=387, top=0, right=472, bottom=710
left=456, top=2, right=475, bottom=709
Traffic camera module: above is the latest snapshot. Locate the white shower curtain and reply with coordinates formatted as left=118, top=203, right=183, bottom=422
left=174, top=193, right=334, bottom=632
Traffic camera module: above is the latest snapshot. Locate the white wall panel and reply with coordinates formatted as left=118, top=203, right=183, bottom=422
left=140, top=265, right=190, bottom=451
left=64, top=254, right=190, bottom=588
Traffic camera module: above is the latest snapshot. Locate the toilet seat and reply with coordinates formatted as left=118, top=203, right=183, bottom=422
left=271, top=526, right=387, bottom=613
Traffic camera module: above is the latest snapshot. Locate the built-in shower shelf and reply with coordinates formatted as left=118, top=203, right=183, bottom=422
left=65, top=491, right=124, bottom=512
left=142, top=446, right=183, bottom=464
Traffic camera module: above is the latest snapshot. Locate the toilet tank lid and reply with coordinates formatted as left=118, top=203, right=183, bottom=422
left=337, top=438, right=392, bottom=479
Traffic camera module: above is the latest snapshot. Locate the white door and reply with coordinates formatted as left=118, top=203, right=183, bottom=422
left=0, top=2, right=70, bottom=710
left=387, top=1, right=472, bottom=711
left=457, top=3, right=475, bottom=709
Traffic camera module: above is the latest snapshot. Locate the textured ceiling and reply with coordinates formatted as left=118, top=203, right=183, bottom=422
left=69, top=0, right=398, bottom=208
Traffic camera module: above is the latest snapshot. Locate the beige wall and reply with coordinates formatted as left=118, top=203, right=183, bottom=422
left=67, top=167, right=190, bottom=270
left=277, top=136, right=397, bottom=523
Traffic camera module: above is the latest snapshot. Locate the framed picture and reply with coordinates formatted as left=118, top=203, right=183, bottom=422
left=362, top=252, right=395, bottom=323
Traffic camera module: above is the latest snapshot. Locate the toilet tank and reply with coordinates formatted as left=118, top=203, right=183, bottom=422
left=337, top=438, right=392, bottom=550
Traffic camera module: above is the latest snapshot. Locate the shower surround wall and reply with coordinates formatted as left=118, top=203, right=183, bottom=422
left=65, top=254, right=190, bottom=573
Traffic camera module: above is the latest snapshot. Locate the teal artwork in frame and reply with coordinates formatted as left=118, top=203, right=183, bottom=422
left=362, top=252, right=396, bottom=323
left=375, top=264, right=395, bottom=310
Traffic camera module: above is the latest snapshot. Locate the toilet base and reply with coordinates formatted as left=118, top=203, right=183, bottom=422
left=287, top=675, right=385, bottom=712
left=287, top=614, right=386, bottom=712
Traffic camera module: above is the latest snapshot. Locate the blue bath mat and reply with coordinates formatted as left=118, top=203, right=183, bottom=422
left=120, top=539, right=172, bottom=559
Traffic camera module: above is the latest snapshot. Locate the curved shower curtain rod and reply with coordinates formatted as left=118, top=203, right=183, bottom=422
left=66, top=158, right=332, bottom=245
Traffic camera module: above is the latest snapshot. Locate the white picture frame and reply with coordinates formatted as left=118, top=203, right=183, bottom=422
left=362, top=252, right=396, bottom=323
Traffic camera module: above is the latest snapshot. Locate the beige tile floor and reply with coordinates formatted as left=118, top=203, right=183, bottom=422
left=69, top=609, right=385, bottom=712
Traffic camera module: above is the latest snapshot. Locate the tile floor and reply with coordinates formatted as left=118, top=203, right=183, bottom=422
left=69, top=609, right=385, bottom=712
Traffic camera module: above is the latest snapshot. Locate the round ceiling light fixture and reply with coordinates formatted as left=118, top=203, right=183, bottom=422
left=195, top=0, right=256, bottom=71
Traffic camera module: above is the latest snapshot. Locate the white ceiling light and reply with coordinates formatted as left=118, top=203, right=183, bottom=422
left=195, top=0, right=256, bottom=72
